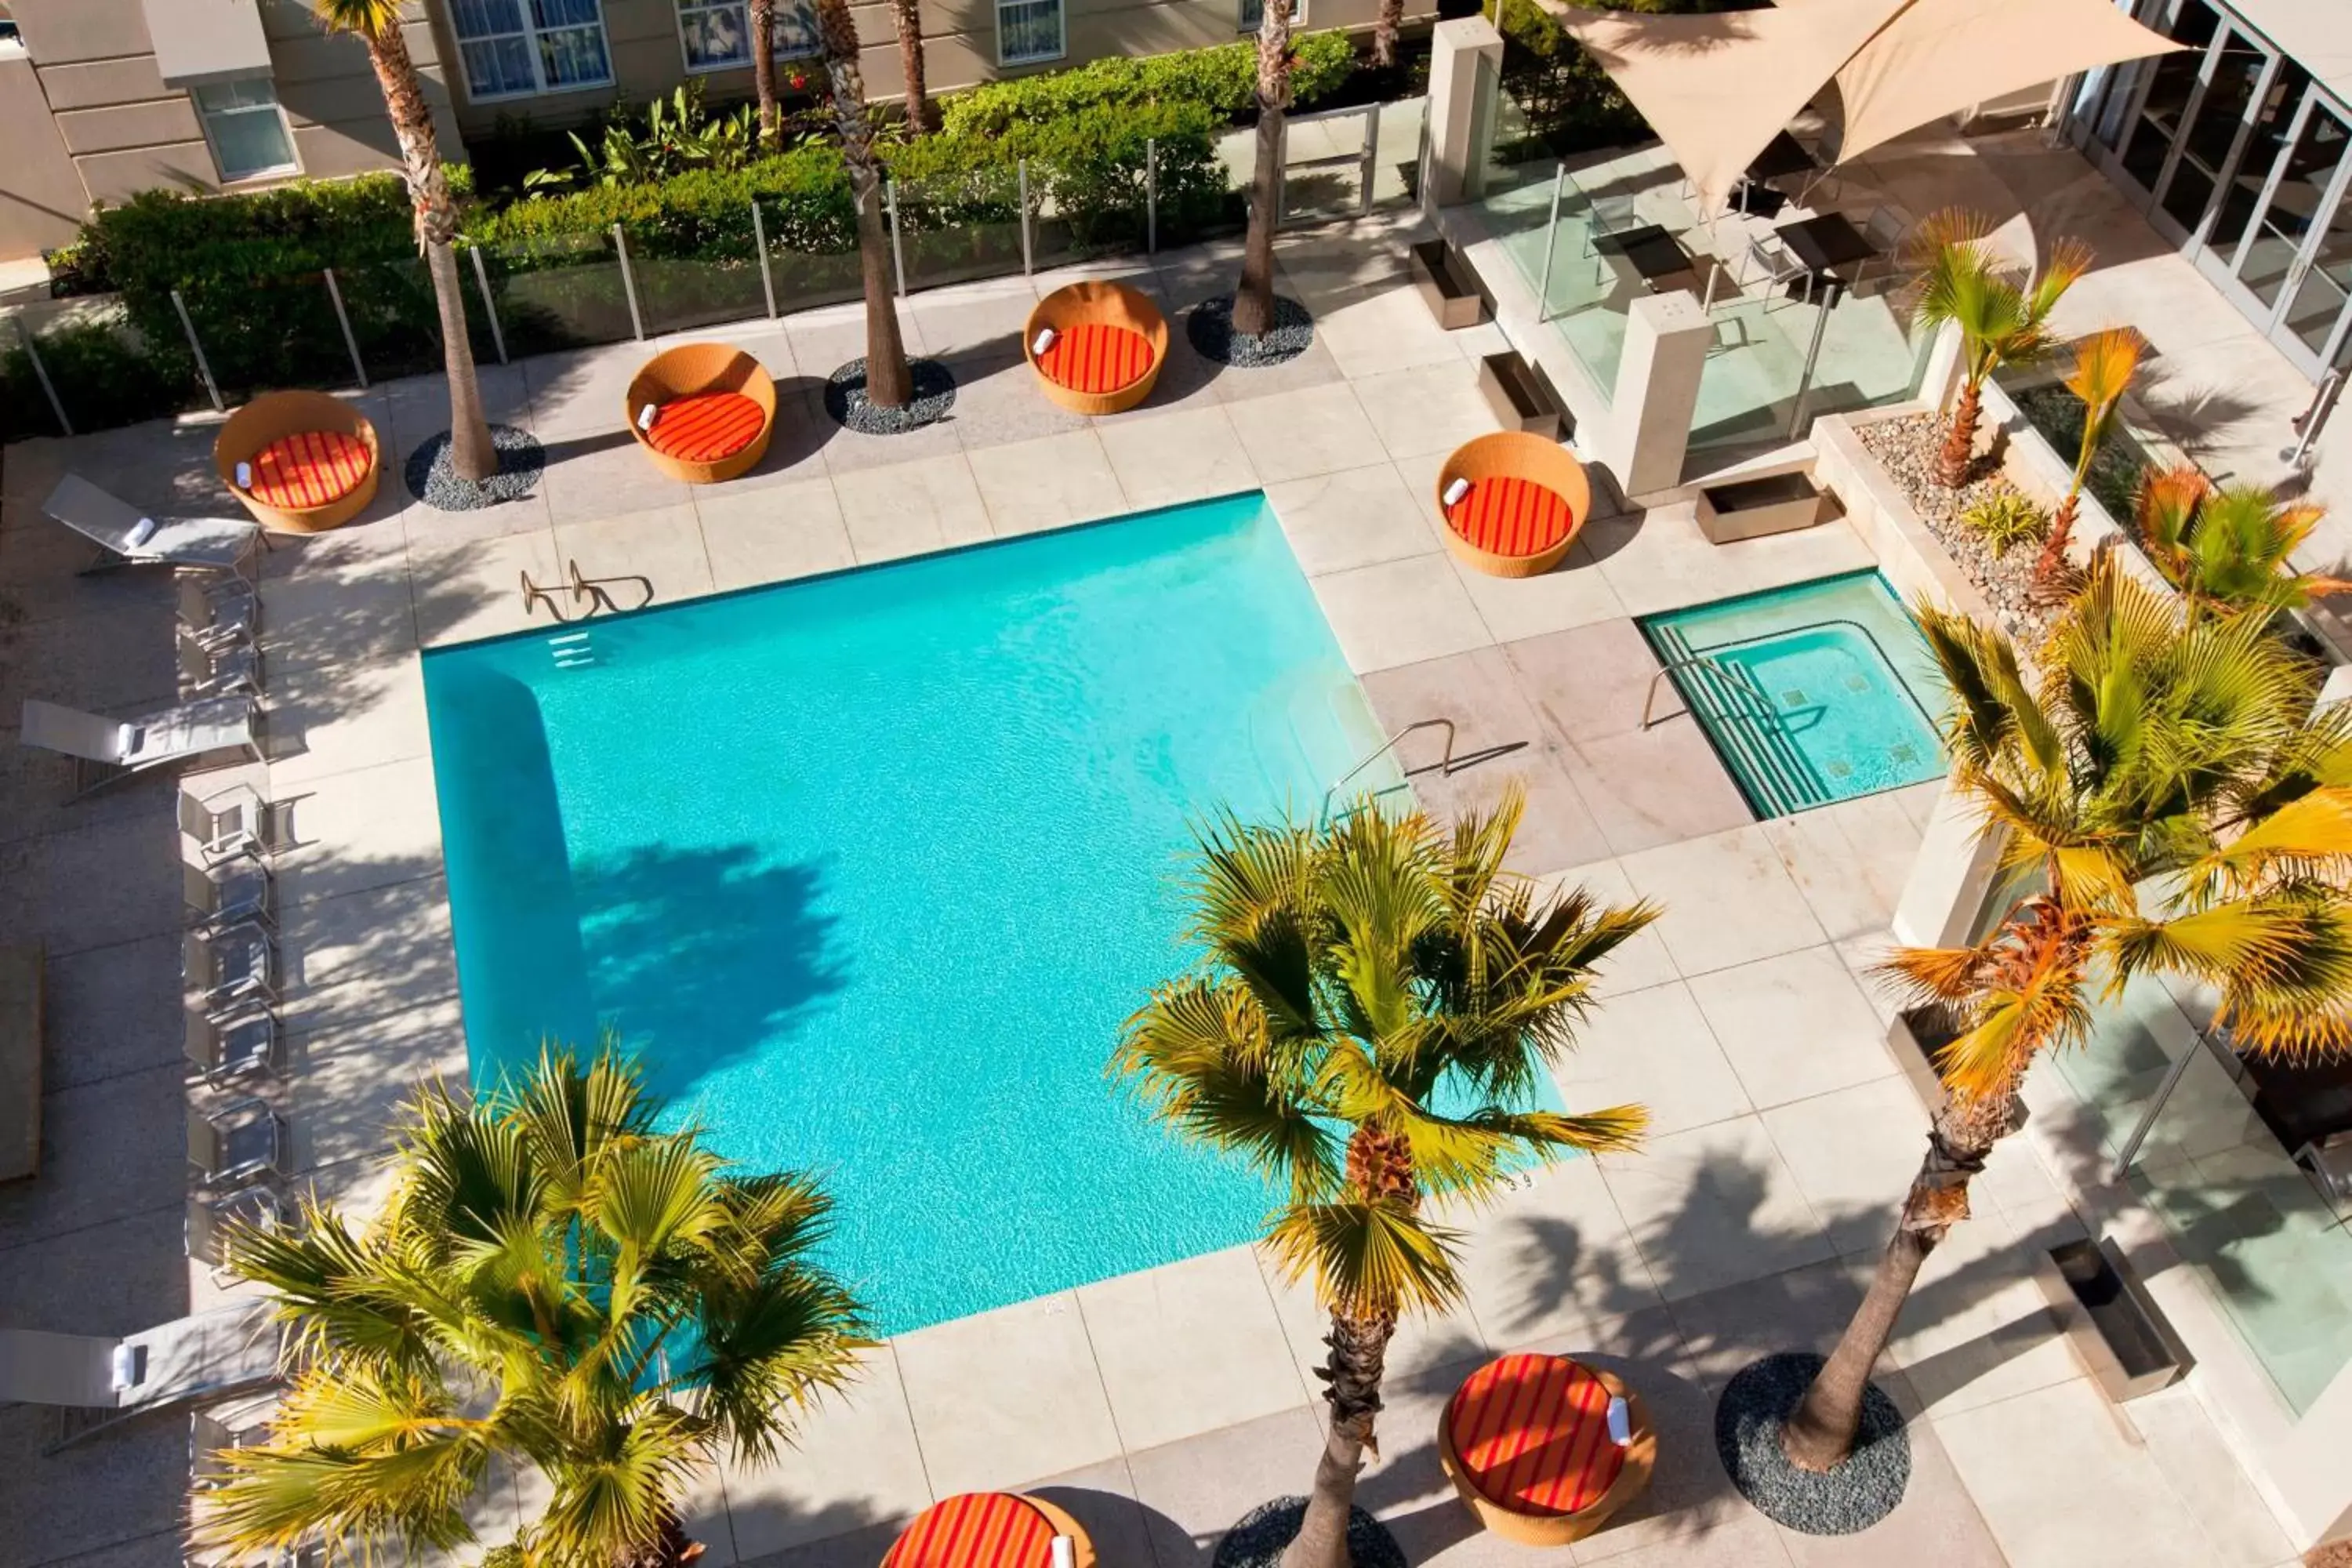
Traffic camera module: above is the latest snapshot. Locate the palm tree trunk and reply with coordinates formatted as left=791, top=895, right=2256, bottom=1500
left=355, top=16, right=494, bottom=482
left=1233, top=0, right=1294, bottom=339
left=815, top=0, right=910, bottom=408
left=889, top=0, right=938, bottom=135
left=1782, top=1099, right=2002, bottom=1472
left=1936, top=379, right=1983, bottom=489
left=750, top=0, right=780, bottom=151
left=1371, top=0, right=1403, bottom=70
left=1281, top=1309, right=1394, bottom=1568
left=2034, top=492, right=2082, bottom=584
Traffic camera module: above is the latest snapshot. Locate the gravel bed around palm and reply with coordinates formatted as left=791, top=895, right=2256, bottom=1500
left=1855, top=413, right=2065, bottom=648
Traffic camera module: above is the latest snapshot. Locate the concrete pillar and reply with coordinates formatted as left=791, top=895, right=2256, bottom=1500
left=1891, top=778, right=2007, bottom=949
left=1599, top=290, right=1712, bottom=501
left=1424, top=16, right=1502, bottom=210
left=1921, top=319, right=1965, bottom=415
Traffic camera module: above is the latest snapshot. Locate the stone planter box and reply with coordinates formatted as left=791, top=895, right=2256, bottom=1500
left=1410, top=239, right=1490, bottom=330
left=2036, top=1237, right=2190, bottom=1403
left=1478, top=351, right=1570, bottom=441
left=1696, top=470, right=1833, bottom=543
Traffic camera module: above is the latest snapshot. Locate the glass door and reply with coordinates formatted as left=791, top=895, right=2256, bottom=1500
left=2105, top=0, right=2223, bottom=199
left=2272, top=179, right=2352, bottom=376
left=2146, top=19, right=2278, bottom=249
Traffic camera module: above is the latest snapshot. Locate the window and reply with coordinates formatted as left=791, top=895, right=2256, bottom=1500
left=996, top=0, right=1062, bottom=66
left=450, top=0, right=612, bottom=102
left=194, top=78, right=298, bottom=181
left=676, top=0, right=819, bottom=72
left=1236, top=0, right=1304, bottom=32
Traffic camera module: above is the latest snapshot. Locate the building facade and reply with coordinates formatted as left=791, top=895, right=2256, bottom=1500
left=0, top=0, right=1417, bottom=263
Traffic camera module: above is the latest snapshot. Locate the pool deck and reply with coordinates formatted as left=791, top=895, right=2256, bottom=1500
left=0, top=214, right=2304, bottom=1568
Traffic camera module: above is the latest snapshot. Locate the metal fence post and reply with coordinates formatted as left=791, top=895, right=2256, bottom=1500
left=1018, top=160, right=1034, bottom=277
left=468, top=245, right=509, bottom=365
left=321, top=267, right=368, bottom=390
left=884, top=180, right=908, bottom=298
left=612, top=223, right=646, bottom=341
left=1357, top=106, right=1377, bottom=217
left=1145, top=140, right=1158, bottom=255
left=1534, top=163, right=1565, bottom=325
left=1788, top=295, right=1835, bottom=440
left=11, top=315, right=71, bottom=437
left=170, top=288, right=223, bottom=412
left=751, top=200, right=779, bottom=319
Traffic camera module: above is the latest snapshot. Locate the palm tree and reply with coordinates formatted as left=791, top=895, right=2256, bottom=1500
left=1232, top=0, right=1297, bottom=339
left=1371, top=0, right=1404, bottom=70
left=887, top=0, right=938, bottom=134
left=314, top=0, right=495, bottom=482
left=2132, top=464, right=2352, bottom=619
left=2032, top=326, right=2144, bottom=586
left=1907, top=209, right=2090, bottom=490
left=750, top=0, right=782, bottom=150
left=191, top=1048, right=869, bottom=1567
left=1113, top=793, right=1653, bottom=1568
left=1780, top=557, right=2352, bottom=1473
left=813, top=0, right=913, bottom=408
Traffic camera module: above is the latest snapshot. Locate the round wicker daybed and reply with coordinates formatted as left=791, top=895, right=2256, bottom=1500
left=214, top=389, right=383, bottom=533
left=1437, top=1352, right=1655, bottom=1547
left=1436, top=430, right=1594, bottom=579
left=624, top=342, right=779, bottom=485
left=1025, top=280, right=1169, bottom=416
left=883, top=1492, right=1097, bottom=1568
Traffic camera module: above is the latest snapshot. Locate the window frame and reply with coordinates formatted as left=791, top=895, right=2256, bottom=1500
left=1236, top=0, right=1305, bottom=33
left=994, top=0, right=1065, bottom=69
left=191, top=77, right=301, bottom=184
left=673, top=0, right=822, bottom=76
left=451, top=0, right=615, bottom=105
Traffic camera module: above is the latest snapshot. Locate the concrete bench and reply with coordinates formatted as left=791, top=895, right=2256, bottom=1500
left=0, top=946, right=44, bottom=1181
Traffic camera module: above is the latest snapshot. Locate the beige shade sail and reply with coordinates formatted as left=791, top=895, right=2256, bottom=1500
left=1536, top=0, right=2183, bottom=209
left=1537, top=0, right=1904, bottom=212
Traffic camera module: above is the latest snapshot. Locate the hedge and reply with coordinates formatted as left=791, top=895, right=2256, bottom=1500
left=940, top=31, right=1357, bottom=139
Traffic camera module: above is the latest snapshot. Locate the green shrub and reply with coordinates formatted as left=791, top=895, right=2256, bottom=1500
left=1960, top=485, right=2050, bottom=559
left=939, top=31, right=1356, bottom=139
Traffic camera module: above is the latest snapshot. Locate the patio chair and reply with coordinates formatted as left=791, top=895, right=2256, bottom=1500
left=186, top=1185, right=286, bottom=1284
left=184, top=920, right=277, bottom=1014
left=179, top=575, right=259, bottom=655
left=41, top=474, right=260, bottom=579
left=187, top=1096, right=289, bottom=1187
left=20, top=695, right=262, bottom=798
left=180, top=782, right=285, bottom=864
left=214, top=389, right=383, bottom=534
left=625, top=343, right=779, bottom=485
left=190, top=1403, right=271, bottom=1489
left=178, top=626, right=263, bottom=700
left=1850, top=205, right=1915, bottom=293
left=1741, top=234, right=1812, bottom=306
left=185, top=997, right=281, bottom=1087
left=185, top=855, right=274, bottom=931
left=1581, top=191, right=1643, bottom=257
left=0, top=1301, right=277, bottom=1414
left=1025, top=281, right=1170, bottom=416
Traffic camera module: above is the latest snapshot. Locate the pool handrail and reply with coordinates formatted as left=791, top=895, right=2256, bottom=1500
left=1322, top=718, right=1460, bottom=824
left=1638, top=616, right=1937, bottom=732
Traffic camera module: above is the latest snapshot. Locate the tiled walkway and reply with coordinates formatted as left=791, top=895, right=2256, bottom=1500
left=0, top=211, right=2305, bottom=1568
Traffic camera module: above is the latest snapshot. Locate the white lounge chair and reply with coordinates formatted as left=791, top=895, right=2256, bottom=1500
left=187, top=998, right=280, bottom=1086
left=21, top=695, right=261, bottom=797
left=43, top=474, right=261, bottom=579
left=187, top=1096, right=288, bottom=1186
left=0, top=1301, right=278, bottom=1416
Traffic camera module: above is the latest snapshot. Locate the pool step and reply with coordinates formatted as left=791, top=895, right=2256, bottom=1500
left=1648, top=625, right=1830, bottom=820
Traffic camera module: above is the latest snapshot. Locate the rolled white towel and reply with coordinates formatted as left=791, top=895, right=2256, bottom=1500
left=637, top=402, right=659, bottom=431
left=125, top=516, right=159, bottom=548
left=1442, top=476, right=1472, bottom=508
left=1606, top=1394, right=1632, bottom=1446
left=1050, top=1537, right=1076, bottom=1568
left=110, top=1342, right=140, bottom=1392
left=234, top=460, right=253, bottom=489
left=1032, top=326, right=1058, bottom=358
left=115, top=722, right=141, bottom=757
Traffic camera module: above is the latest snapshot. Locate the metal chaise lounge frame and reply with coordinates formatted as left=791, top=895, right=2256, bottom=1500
left=0, top=1299, right=279, bottom=1454
left=20, top=695, right=262, bottom=799
left=41, top=474, right=260, bottom=579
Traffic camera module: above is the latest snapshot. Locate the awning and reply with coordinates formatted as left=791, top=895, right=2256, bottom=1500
left=143, top=0, right=273, bottom=89
left=1536, top=0, right=2183, bottom=211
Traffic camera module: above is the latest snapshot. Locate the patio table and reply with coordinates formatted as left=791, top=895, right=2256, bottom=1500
left=1596, top=223, right=1698, bottom=293
left=1777, top=212, right=1880, bottom=303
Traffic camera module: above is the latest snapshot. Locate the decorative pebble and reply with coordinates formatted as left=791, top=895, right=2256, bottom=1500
left=823, top=357, right=956, bottom=434
left=1209, top=1497, right=1405, bottom=1568
left=404, top=423, right=546, bottom=512
left=1189, top=294, right=1316, bottom=368
left=1715, top=1352, right=1911, bottom=1537
left=1853, top=415, right=2063, bottom=648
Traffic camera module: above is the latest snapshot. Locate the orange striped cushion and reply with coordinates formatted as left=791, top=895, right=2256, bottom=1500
left=648, top=391, right=765, bottom=463
left=247, top=430, right=372, bottom=511
left=1448, top=1353, right=1625, bottom=1517
left=1446, top=477, right=1577, bottom=559
left=1039, top=323, right=1156, bottom=395
left=884, top=1494, right=1056, bottom=1568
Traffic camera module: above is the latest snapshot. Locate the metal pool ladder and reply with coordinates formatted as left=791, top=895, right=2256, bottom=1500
left=521, top=560, right=655, bottom=623
left=1321, top=718, right=1460, bottom=823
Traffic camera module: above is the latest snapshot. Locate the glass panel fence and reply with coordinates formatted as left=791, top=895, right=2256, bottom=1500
left=479, top=230, right=636, bottom=358
left=335, top=254, right=502, bottom=383
left=762, top=191, right=864, bottom=316
left=897, top=163, right=1027, bottom=292
left=1029, top=157, right=1149, bottom=271
left=180, top=270, right=360, bottom=401
left=626, top=213, right=768, bottom=338
left=1, top=294, right=203, bottom=441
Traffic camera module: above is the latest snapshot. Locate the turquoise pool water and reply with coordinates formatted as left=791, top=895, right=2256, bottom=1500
left=421, top=494, right=1402, bottom=1334
left=1639, top=572, right=1946, bottom=816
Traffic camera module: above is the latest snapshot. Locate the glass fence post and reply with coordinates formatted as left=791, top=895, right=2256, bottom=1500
left=751, top=201, right=779, bottom=319
left=1018, top=159, right=1034, bottom=276
left=12, top=315, right=71, bottom=436
left=1145, top=142, right=1157, bottom=255
left=468, top=245, right=509, bottom=365
left=612, top=223, right=646, bottom=341
left=1788, top=296, right=1834, bottom=439
left=321, top=267, right=368, bottom=390
left=170, top=288, right=224, bottom=412
left=1535, top=162, right=1565, bottom=325
left=1357, top=106, right=1377, bottom=218
left=885, top=180, right=908, bottom=298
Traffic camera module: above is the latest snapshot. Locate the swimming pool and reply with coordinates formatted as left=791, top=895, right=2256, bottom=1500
left=421, top=493, right=1397, bottom=1334
left=1639, top=572, right=1946, bottom=817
